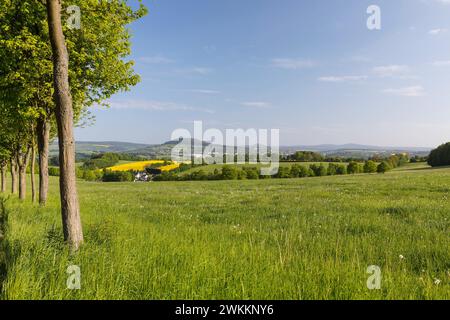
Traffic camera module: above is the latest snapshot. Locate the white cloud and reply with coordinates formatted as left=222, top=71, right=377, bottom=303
left=240, top=101, right=271, bottom=108
left=272, top=58, right=316, bottom=70
left=108, top=100, right=214, bottom=113
left=318, top=75, right=368, bottom=82
left=383, top=86, right=426, bottom=97
left=139, top=55, right=175, bottom=64
left=372, top=65, right=410, bottom=77
left=429, top=28, right=448, bottom=35
left=436, top=0, right=450, bottom=5
left=432, top=60, right=450, bottom=66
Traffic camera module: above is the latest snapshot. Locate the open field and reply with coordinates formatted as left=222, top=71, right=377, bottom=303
left=0, top=165, right=449, bottom=300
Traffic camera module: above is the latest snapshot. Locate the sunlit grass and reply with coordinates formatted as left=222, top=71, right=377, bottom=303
left=0, top=166, right=448, bottom=300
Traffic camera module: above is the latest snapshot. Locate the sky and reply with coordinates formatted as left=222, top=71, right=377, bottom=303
left=74, top=0, right=450, bottom=147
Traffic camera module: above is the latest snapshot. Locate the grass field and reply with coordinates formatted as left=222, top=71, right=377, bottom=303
left=0, top=164, right=449, bottom=299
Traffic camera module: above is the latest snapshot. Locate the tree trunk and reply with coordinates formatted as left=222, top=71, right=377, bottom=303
left=31, top=144, right=36, bottom=203
left=1, top=163, right=6, bottom=193
left=47, top=0, right=83, bottom=250
left=10, top=158, right=18, bottom=194
left=37, top=117, right=50, bottom=206
left=18, top=148, right=31, bottom=201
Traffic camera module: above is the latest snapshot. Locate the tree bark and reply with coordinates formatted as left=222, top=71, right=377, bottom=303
left=18, top=147, right=31, bottom=201
left=1, top=162, right=6, bottom=193
left=10, top=158, right=18, bottom=194
left=47, top=0, right=83, bottom=250
left=31, top=143, right=36, bottom=203
left=37, top=117, right=50, bottom=206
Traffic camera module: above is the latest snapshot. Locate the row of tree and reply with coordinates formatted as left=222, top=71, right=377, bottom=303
left=153, top=160, right=394, bottom=182
left=0, top=0, right=146, bottom=249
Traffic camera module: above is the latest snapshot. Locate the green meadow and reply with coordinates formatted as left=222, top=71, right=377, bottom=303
left=0, top=163, right=449, bottom=300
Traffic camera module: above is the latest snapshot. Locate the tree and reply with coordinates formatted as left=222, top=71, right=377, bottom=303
left=363, top=160, right=378, bottom=173
left=310, top=164, right=327, bottom=177
left=336, top=164, right=347, bottom=175
left=347, top=161, right=360, bottom=174
left=327, top=163, right=338, bottom=176
left=0, top=140, right=9, bottom=193
left=243, top=167, right=259, bottom=179
left=428, top=142, right=450, bottom=167
left=221, top=165, right=239, bottom=180
left=377, top=161, right=391, bottom=174
left=46, top=0, right=84, bottom=249
left=290, top=164, right=302, bottom=178
left=275, top=166, right=291, bottom=178
left=0, top=0, right=147, bottom=207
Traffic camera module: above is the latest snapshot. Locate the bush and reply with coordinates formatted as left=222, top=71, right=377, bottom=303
left=336, top=165, right=347, bottom=175
left=48, top=167, right=60, bottom=176
left=327, top=163, right=338, bottom=176
left=221, top=165, right=239, bottom=180
left=102, top=171, right=134, bottom=182
left=363, top=160, right=378, bottom=173
left=310, top=164, right=327, bottom=177
left=275, top=166, right=291, bottom=178
left=428, top=142, right=450, bottom=167
left=243, top=167, right=259, bottom=179
left=377, top=161, right=391, bottom=174
left=153, top=172, right=179, bottom=181
left=188, top=170, right=209, bottom=181
left=347, top=161, right=360, bottom=174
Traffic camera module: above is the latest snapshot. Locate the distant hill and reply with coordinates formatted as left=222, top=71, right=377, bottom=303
left=50, top=141, right=152, bottom=156
left=279, top=144, right=431, bottom=153
left=55, top=140, right=432, bottom=160
left=279, top=144, right=431, bottom=159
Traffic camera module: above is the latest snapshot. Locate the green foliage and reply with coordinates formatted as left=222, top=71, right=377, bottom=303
left=377, top=161, right=391, bottom=174
left=286, top=151, right=324, bottom=162
left=243, top=167, right=259, bottom=180
left=336, top=164, right=347, bottom=175
left=102, top=170, right=134, bottom=182
left=364, top=160, right=378, bottom=173
left=428, top=142, right=450, bottom=167
left=82, top=153, right=120, bottom=170
left=221, top=165, right=239, bottom=180
left=48, top=167, right=60, bottom=177
left=275, top=166, right=291, bottom=178
left=327, top=163, right=338, bottom=176
left=310, top=164, right=327, bottom=177
left=347, top=161, right=361, bottom=174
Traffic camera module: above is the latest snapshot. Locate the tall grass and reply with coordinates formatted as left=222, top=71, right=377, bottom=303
left=0, top=167, right=448, bottom=299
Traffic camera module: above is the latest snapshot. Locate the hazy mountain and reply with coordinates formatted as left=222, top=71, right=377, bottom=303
left=50, top=141, right=152, bottom=156
left=58, top=140, right=432, bottom=159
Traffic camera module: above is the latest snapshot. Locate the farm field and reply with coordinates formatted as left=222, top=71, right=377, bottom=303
left=0, top=164, right=449, bottom=300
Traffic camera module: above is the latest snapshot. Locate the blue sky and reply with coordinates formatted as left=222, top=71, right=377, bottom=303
left=75, top=0, right=450, bottom=147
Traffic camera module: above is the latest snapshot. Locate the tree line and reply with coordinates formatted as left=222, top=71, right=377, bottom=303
left=153, top=159, right=404, bottom=182
left=0, top=0, right=146, bottom=250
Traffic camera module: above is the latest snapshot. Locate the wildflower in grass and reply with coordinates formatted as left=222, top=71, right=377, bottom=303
left=434, top=278, right=441, bottom=285
left=399, top=255, right=405, bottom=260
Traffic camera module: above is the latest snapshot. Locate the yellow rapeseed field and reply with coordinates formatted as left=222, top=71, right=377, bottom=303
left=159, top=163, right=180, bottom=172
left=107, top=161, right=180, bottom=172
left=107, top=160, right=165, bottom=172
